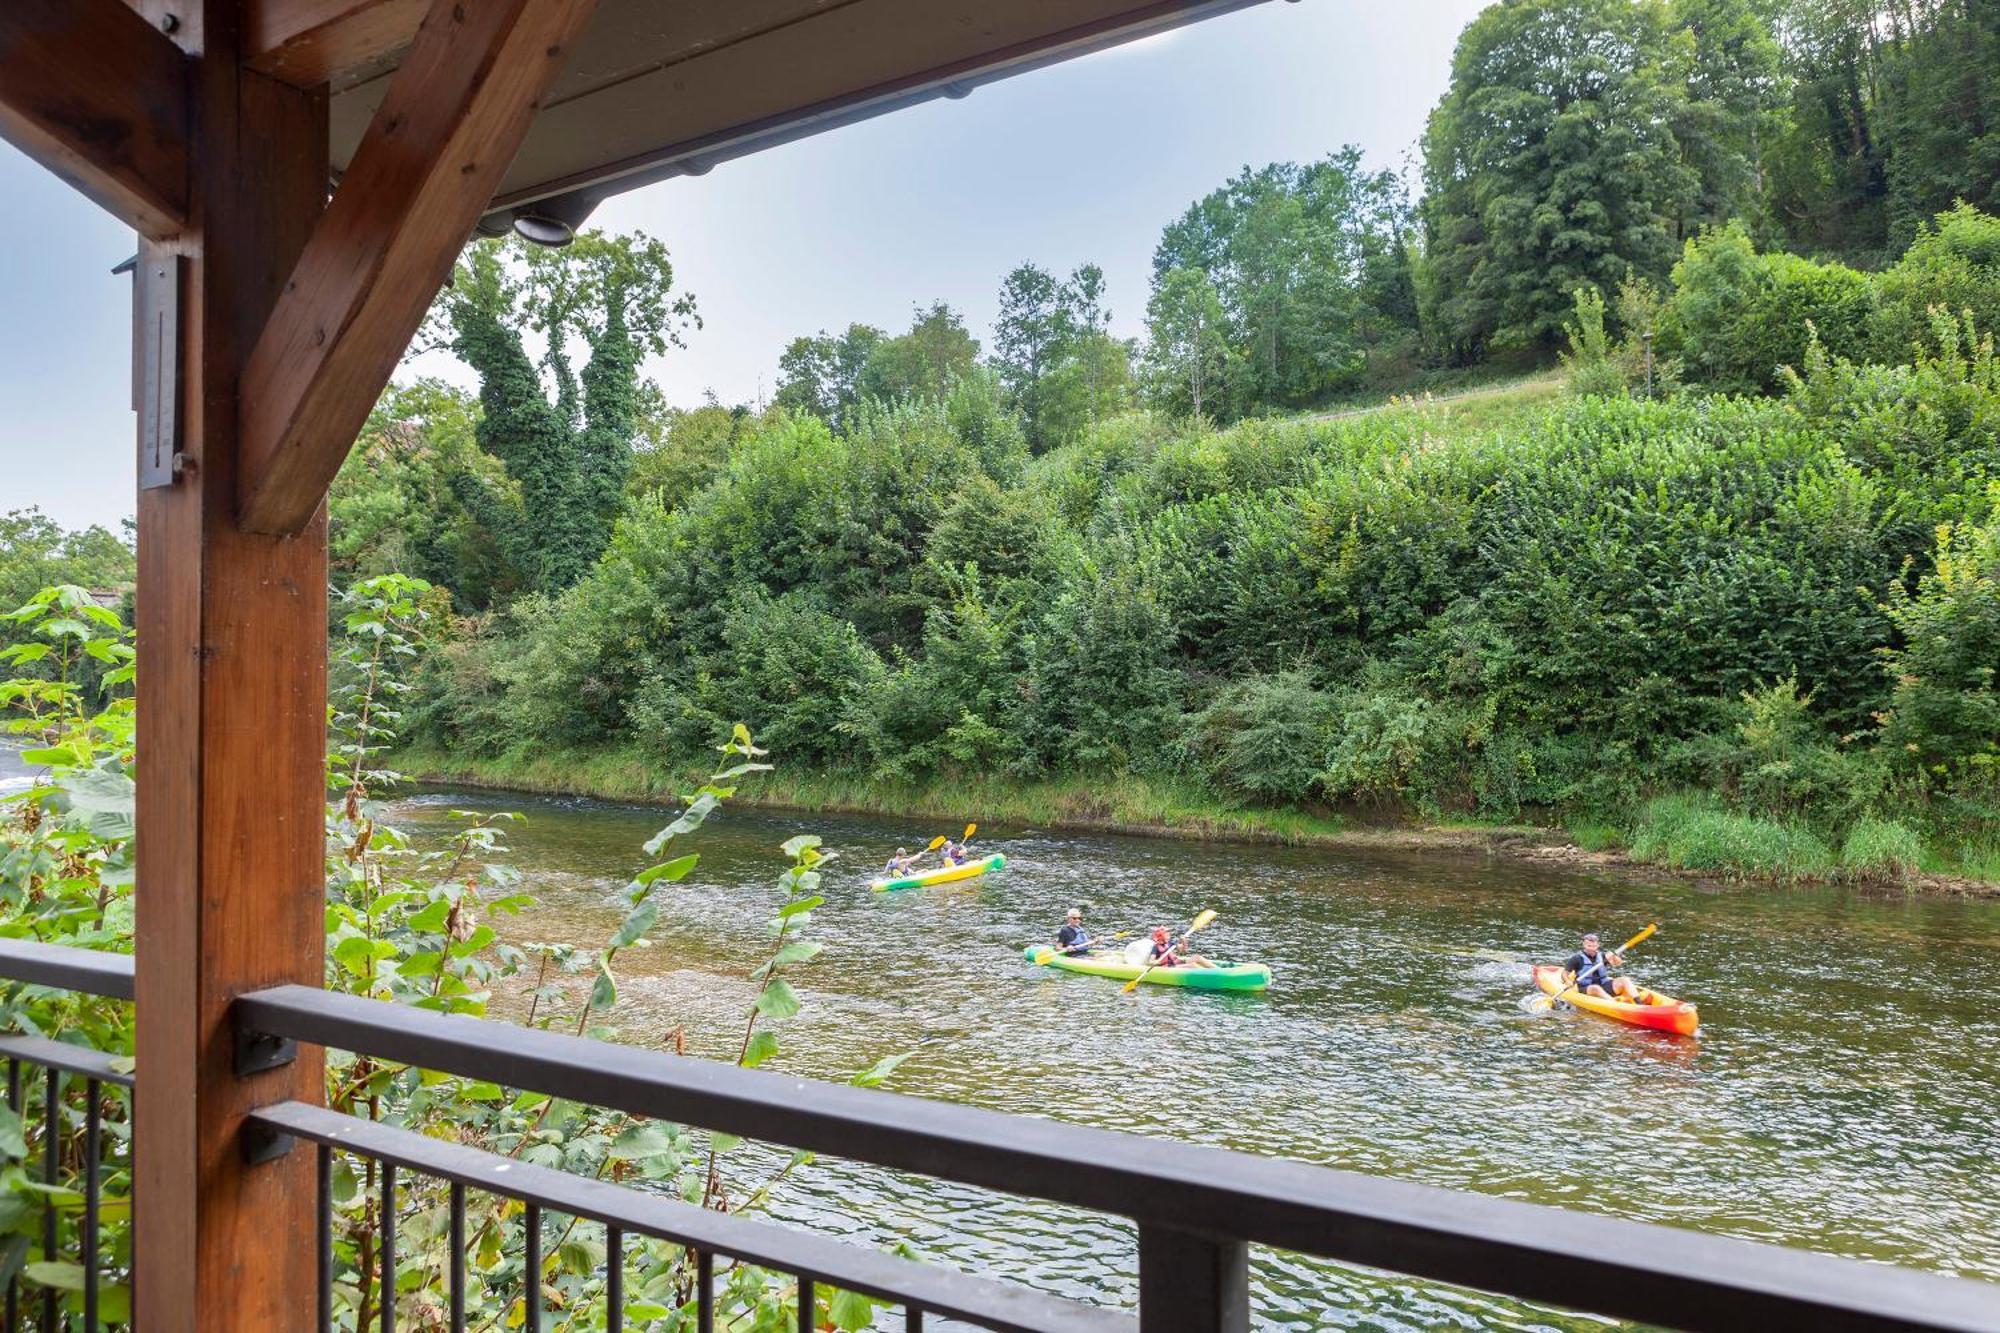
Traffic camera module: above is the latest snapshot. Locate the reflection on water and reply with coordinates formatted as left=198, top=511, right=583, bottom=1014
left=400, top=790, right=2000, bottom=1325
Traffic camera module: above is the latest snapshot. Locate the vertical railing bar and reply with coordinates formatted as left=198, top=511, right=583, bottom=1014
left=524, top=1202, right=542, bottom=1333
left=381, top=1160, right=397, bottom=1333
left=41, top=1066, right=58, bottom=1332
left=906, top=1308, right=924, bottom=1332
left=5, top=1058, right=16, bottom=1333
left=796, top=1275, right=813, bottom=1333
left=449, top=1181, right=466, bottom=1333
left=605, top=1225, right=623, bottom=1333
left=317, top=1145, right=333, bottom=1333
left=84, top=1077, right=100, bottom=1333
left=696, top=1248, right=714, bottom=1333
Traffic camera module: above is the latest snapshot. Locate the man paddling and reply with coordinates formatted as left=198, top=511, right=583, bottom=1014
left=1565, top=932, right=1638, bottom=1000
left=1054, top=907, right=1093, bottom=955
left=883, top=847, right=916, bottom=876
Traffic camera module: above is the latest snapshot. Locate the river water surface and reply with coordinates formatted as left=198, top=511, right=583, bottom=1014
left=381, top=786, right=2000, bottom=1329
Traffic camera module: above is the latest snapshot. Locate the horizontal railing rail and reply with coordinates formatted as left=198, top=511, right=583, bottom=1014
left=253, top=1100, right=1134, bottom=1333
left=0, top=939, right=134, bottom=1001
left=237, top=981, right=2000, bottom=1333
left=5, top=940, right=2000, bottom=1332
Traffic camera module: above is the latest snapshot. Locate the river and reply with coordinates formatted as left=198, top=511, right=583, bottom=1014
left=379, top=785, right=2000, bottom=1330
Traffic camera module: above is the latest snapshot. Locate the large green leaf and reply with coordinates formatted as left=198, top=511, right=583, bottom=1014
left=754, top=979, right=800, bottom=1020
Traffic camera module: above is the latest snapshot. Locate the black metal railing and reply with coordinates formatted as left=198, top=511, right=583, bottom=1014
left=5, top=939, right=2000, bottom=1333
left=0, top=942, right=134, bottom=1333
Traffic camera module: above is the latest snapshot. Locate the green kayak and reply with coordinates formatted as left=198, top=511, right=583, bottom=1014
left=870, top=852, right=1006, bottom=892
left=1021, top=945, right=1272, bottom=992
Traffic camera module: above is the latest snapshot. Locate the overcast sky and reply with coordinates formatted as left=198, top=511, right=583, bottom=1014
left=0, top=0, right=1485, bottom=532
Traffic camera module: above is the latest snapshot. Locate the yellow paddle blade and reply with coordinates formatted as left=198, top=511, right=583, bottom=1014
left=963, top=822, right=977, bottom=841
left=926, top=835, right=946, bottom=851
left=1189, top=909, right=1218, bottom=933
left=1618, top=922, right=1658, bottom=954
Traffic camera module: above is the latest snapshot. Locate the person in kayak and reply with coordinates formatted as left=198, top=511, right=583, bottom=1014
left=883, top=848, right=916, bottom=876
left=1565, top=932, right=1638, bottom=1000
left=1146, top=925, right=1212, bottom=969
left=1055, top=908, right=1093, bottom=955
left=942, top=841, right=968, bottom=866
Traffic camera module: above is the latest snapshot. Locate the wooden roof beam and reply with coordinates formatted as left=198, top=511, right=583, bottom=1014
left=0, top=0, right=190, bottom=237
left=236, top=0, right=597, bottom=536
left=246, top=0, right=427, bottom=88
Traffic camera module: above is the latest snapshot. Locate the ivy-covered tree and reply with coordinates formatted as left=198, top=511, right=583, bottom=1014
left=433, top=232, right=696, bottom=594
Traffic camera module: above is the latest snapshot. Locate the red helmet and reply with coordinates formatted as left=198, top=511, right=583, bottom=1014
left=1151, top=927, right=1170, bottom=942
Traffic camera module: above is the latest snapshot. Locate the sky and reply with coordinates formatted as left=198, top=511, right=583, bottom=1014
left=0, top=0, right=1485, bottom=533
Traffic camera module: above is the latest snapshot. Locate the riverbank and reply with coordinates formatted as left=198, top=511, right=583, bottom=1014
left=393, top=746, right=2000, bottom=897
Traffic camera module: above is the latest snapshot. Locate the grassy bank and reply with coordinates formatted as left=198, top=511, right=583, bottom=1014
left=392, top=747, right=2000, bottom=894
left=392, top=745, right=1550, bottom=852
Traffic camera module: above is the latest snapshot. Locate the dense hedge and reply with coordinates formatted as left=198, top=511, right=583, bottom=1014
left=410, top=317, right=2000, bottom=857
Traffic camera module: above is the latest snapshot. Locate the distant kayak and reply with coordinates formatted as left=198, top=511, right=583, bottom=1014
left=870, top=852, right=1006, bottom=892
left=1022, top=945, right=1272, bottom=992
left=1531, top=964, right=1698, bottom=1036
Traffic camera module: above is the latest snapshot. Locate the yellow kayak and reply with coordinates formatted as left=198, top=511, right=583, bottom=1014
left=869, top=852, right=1006, bottom=892
left=1533, top=965, right=1699, bottom=1036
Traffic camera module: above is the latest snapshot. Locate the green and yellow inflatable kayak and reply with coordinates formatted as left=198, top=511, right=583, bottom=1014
left=1021, top=945, right=1271, bottom=991
left=870, top=852, right=1006, bottom=892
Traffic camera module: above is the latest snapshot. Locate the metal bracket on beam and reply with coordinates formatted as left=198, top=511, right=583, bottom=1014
left=240, top=1117, right=296, bottom=1166
left=234, top=1025, right=297, bottom=1078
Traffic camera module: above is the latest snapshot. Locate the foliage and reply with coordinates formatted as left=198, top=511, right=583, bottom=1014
left=1420, top=0, right=1708, bottom=356
left=1880, top=487, right=2000, bottom=801
left=1181, top=671, right=1336, bottom=802
left=1149, top=149, right=1414, bottom=417
left=1627, top=793, right=1836, bottom=881
left=431, top=232, right=697, bottom=595
left=1665, top=221, right=1875, bottom=394
left=1, top=574, right=909, bottom=1331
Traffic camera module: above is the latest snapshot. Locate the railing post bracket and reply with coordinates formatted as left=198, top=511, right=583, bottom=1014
left=234, top=1024, right=296, bottom=1078
left=240, top=1117, right=296, bottom=1165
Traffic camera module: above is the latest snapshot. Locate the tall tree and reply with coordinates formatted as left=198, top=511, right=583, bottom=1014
left=1420, top=0, right=1705, bottom=356
left=856, top=302, right=981, bottom=405
left=992, top=261, right=1120, bottom=449
left=435, top=232, right=695, bottom=593
left=1144, top=267, right=1228, bottom=419
left=1153, top=148, right=1413, bottom=414
left=774, top=323, right=885, bottom=431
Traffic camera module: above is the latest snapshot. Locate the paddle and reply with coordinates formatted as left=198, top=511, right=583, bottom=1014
left=1030, top=931, right=1131, bottom=965
left=1122, top=910, right=1217, bottom=993
left=893, top=835, right=950, bottom=873
left=1528, top=923, right=1657, bottom=1013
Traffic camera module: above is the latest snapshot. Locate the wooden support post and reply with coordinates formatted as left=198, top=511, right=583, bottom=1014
left=132, top=3, right=330, bottom=1329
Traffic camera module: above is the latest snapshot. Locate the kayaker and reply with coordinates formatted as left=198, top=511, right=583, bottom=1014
left=1146, top=925, right=1212, bottom=969
left=1055, top=908, right=1093, bottom=955
left=883, top=847, right=915, bottom=876
left=1565, top=932, right=1638, bottom=1000
left=942, top=841, right=968, bottom=867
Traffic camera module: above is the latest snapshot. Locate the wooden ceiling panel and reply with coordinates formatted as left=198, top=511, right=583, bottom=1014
left=324, top=0, right=1270, bottom=212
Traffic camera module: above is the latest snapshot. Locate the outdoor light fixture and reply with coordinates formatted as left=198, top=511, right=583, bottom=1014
left=511, top=211, right=576, bottom=247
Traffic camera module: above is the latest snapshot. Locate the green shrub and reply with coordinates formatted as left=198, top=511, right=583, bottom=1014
left=1182, top=670, right=1336, bottom=802
left=1668, top=223, right=1875, bottom=394
left=1870, top=204, right=2000, bottom=363
left=1881, top=484, right=2000, bottom=791
left=1628, top=794, right=1836, bottom=881
left=1559, top=286, right=1629, bottom=398
left=1839, top=818, right=1923, bottom=881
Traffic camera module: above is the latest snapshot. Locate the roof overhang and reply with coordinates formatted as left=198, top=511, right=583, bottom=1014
left=310, top=0, right=1277, bottom=232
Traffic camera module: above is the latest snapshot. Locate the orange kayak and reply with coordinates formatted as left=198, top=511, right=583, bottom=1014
left=1532, top=965, right=1699, bottom=1036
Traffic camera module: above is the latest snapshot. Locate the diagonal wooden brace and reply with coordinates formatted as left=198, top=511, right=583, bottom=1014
left=236, top=0, right=599, bottom=537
